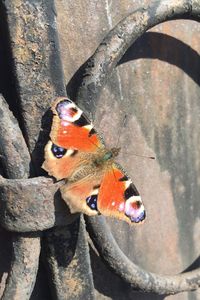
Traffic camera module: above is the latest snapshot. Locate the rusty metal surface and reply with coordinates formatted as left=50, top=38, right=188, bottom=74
left=0, top=1, right=94, bottom=299
left=0, top=0, right=200, bottom=299
left=76, top=0, right=200, bottom=111
left=56, top=0, right=200, bottom=299
left=43, top=216, right=94, bottom=300
left=4, top=0, right=66, bottom=153
left=86, top=216, right=200, bottom=294
left=0, top=94, right=41, bottom=300
left=0, top=96, right=30, bottom=179
left=2, top=234, right=41, bottom=300
left=0, top=176, right=76, bottom=232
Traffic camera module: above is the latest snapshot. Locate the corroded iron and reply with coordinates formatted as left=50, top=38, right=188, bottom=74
left=76, top=0, right=200, bottom=295
left=0, top=1, right=94, bottom=299
left=0, top=176, right=75, bottom=232
left=0, top=0, right=200, bottom=299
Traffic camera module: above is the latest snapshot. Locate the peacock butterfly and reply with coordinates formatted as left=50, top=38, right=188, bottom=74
left=42, top=97, right=146, bottom=224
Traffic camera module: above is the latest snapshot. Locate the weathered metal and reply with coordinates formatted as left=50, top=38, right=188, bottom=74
left=0, top=1, right=94, bottom=299
left=86, top=216, right=200, bottom=294
left=2, top=233, right=41, bottom=300
left=0, top=176, right=75, bottom=232
left=75, top=0, right=200, bottom=296
left=0, top=0, right=200, bottom=299
left=0, top=94, right=41, bottom=300
left=43, top=216, right=94, bottom=300
left=77, top=0, right=200, bottom=111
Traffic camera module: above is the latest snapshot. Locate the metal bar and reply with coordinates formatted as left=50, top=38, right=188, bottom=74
left=75, top=0, right=200, bottom=295
left=2, top=0, right=95, bottom=299
left=77, top=0, right=200, bottom=112
left=43, top=216, right=95, bottom=300
left=0, top=95, right=41, bottom=300
left=86, top=216, right=200, bottom=295
left=0, top=176, right=75, bottom=232
left=2, top=233, right=41, bottom=300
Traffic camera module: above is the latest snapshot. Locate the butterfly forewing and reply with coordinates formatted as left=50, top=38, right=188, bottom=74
left=50, top=97, right=103, bottom=151
left=42, top=97, right=104, bottom=179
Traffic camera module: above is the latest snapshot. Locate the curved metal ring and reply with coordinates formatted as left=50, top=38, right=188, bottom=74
left=76, top=0, right=200, bottom=295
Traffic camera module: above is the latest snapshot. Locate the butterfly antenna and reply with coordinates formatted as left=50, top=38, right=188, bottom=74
left=129, top=153, right=156, bottom=160
left=117, top=114, right=155, bottom=160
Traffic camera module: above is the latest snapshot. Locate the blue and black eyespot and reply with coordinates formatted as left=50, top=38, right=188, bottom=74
left=51, top=143, right=66, bottom=158
left=130, top=210, right=146, bottom=223
left=86, top=194, right=98, bottom=211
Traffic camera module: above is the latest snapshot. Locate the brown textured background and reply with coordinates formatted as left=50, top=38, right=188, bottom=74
left=55, top=1, right=200, bottom=299
left=0, top=1, right=199, bottom=299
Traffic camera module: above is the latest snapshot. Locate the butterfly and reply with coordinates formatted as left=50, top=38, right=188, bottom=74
left=42, top=97, right=146, bottom=224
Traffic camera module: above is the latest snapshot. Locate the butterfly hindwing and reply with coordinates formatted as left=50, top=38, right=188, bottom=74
left=59, top=163, right=145, bottom=224
left=60, top=175, right=102, bottom=216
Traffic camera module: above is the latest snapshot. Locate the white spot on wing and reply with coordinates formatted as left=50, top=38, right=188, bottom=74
left=84, top=124, right=93, bottom=131
left=118, top=202, right=125, bottom=212
left=125, top=179, right=132, bottom=189
left=91, top=188, right=99, bottom=196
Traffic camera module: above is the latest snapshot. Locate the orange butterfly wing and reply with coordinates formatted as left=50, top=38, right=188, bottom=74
left=60, top=175, right=102, bottom=217
left=42, top=97, right=103, bottom=180
left=49, top=97, right=102, bottom=151
left=97, top=164, right=145, bottom=224
left=43, top=97, right=146, bottom=224
left=58, top=163, right=145, bottom=224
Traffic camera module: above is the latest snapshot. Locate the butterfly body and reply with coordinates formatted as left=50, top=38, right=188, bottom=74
left=42, top=97, right=146, bottom=224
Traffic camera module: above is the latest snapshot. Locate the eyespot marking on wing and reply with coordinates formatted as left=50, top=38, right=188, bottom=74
left=51, top=143, right=78, bottom=159
left=124, top=196, right=145, bottom=223
left=86, top=187, right=99, bottom=211
left=112, top=166, right=146, bottom=224
left=86, top=194, right=98, bottom=210
left=51, top=144, right=66, bottom=158
left=56, top=99, right=82, bottom=122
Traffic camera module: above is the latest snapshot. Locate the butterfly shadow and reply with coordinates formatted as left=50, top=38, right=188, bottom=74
left=41, top=207, right=81, bottom=272
left=31, top=108, right=53, bottom=177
